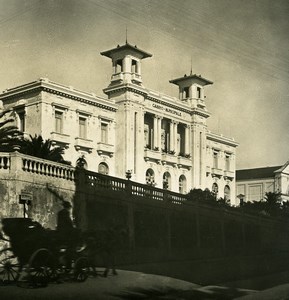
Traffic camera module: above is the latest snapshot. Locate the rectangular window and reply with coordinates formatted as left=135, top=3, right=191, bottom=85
left=213, top=151, right=218, bottom=169
left=131, top=60, right=137, bottom=73
left=18, top=112, right=25, bottom=132
left=79, top=117, right=87, bottom=139
left=248, top=185, right=262, bottom=202
left=197, top=87, right=201, bottom=98
left=183, top=87, right=189, bottom=99
left=55, top=111, right=63, bottom=134
left=225, top=154, right=230, bottom=171
left=101, top=123, right=108, bottom=143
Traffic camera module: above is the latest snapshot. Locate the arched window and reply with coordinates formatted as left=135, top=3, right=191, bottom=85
left=145, top=169, right=155, bottom=186
left=98, top=162, right=109, bottom=175
left=163, top=172, right=171, bottom=190
left=212, top=183, right=218, bottom=198
left=76, top=156, right=87, bottom=169
left=224, top=185, right=231, bottom=201
left=179, top=175, right=187, bottom=194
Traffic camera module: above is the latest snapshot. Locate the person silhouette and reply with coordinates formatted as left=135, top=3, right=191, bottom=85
left=57, top=201, right=74, bottom=234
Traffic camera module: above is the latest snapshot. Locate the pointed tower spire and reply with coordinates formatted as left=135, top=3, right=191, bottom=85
left=125, top=26, right=128, bottom=44
left=190, top=55, right=193, bottom=75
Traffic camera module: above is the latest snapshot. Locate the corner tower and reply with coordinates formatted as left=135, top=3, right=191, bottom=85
left=169, top=73, right=213, bottom=110
left=170, top=73, right=213, bottom=189
left=101, top=42, right=152, bottom=181
left=101, top=42, right=152, bottom=88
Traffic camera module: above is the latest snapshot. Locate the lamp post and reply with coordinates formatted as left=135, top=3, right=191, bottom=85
left=237, top=194, right=245, bottom=206
left=125, top=170, right=132, bottom=180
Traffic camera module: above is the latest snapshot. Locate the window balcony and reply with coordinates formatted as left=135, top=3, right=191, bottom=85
left=97, top=142, right=114, bottom=157
left=211, top=168, right=223, bottom=178
left=111, top=72, right=124, bottom=84
left=75, top=137, right=93, bottom=153
left=50, top=132, right=70, bottom=148
left=177, top=156, right=192, bottom=169
left=144, top=148, right=161, bottom=163
left=224, top=170, right=235, bottom=180
left=131, top=73, right=142, bottom=84
left=161, top=153, right=178, bottom=166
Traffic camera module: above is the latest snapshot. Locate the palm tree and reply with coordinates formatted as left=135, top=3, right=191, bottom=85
left=0, top=110, right=22, bottom=152
left=19, top=134, right=70, bottom=164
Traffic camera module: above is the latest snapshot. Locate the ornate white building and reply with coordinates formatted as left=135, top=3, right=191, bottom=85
left=0, top=42, right=238, bottom=203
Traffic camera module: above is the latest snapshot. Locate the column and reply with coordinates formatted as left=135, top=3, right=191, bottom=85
left=122, top=56, right=130, bottom=73
left=153, top=115, right=158, bottom=149
left=112, top=61, right=115, bottom=74
left=185, top=125, right=189, bottom=154
left=157, top=116, right=162, bottom=150
left=136, top=61, right=141, bottom=75
left=169, top=121, right=174, bottom=152
left=174, top=122, right=178, bottom=153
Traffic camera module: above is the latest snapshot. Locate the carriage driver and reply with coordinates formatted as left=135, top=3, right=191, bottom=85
left=56, top=200, right=82, bottom=249
left=57, top=200, right=74, bottom=235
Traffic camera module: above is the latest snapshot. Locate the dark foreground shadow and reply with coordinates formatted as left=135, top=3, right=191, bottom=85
left=111, top=285, right=255, bottom=299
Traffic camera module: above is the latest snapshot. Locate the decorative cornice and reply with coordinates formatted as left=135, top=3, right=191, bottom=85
left=207, top=131, right=239, bottom=148
left=104, top=83, right=211, bottom=118
left=0, top=79, right=118, bottom=112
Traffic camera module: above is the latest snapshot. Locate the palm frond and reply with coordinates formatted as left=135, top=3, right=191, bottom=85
left=18, top=134, right=66, bottom=163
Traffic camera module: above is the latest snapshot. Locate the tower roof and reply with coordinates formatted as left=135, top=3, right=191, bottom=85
left=100, top=42, right=152, bottom=59
left=169, top=74, right=213, bottom=86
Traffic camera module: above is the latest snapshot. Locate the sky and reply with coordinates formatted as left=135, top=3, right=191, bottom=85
left=0, top=0, right=288, bottom=169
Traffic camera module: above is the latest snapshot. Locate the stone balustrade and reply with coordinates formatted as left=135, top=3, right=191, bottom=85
left=0, top=152, right=190, bottom=204
left=22, top=155, right=75, bottom=180
left=0, top=152, right=75, bottom=180
left=0, top=153, right=11, bottom=169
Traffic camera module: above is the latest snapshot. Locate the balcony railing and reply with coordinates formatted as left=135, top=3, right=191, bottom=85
left=75, top=137, right=93, bottom=152
left=177, top=156, right=192, bottom=169
left=211, top=168, right=223, bottom=178
left=97, top=142, right=114, bottom=157
left=0, top=153, right=11, bottom=170
left=161, top=153, right=177, bottom=166
left=111, top=73, right=124, bottom=83
left=144, top=148, right=161, bottom=162
left=131, top=73, right=142, bottom=84
left=0, top=152, right=75, bottom=180
left=224, top=170, right=235, bottom=180
left=50, top=132, right=70, bottom=147
left=83, top=169, right=188, bottom=205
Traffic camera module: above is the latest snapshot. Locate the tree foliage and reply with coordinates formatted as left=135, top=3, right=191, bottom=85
left=19, top=134, right=70, bottom=164
left=187, top=188, right=230, bottom=207
left=0, top=110, right=22, bottom=152
left=241, top=191, right=289, bottom=217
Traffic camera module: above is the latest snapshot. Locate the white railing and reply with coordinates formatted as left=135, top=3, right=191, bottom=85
left=21, top=154, right=75, bottom=180
left=0, top=153, right=11, bottom=169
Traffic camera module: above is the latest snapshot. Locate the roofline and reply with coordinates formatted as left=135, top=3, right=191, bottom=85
left=206, top=131, right=238, bottom=147
left=237, top=166, right=283, bottom=172
left=100, top=42, right=152, bottom=59
left=103, top=83, right=211, bottom=118
left=169, top=74, right=213, bottom=86
left=0, top=78, right=117, bottom=111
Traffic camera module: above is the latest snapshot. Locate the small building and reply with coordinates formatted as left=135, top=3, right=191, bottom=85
left=0, top=41, right=238, bottom=203
left=236, top=162, right=289, bottom=204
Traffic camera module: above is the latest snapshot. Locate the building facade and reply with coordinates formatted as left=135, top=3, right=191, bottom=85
left=236, top=162, right=289, bottom=204
left=0, top=42, right=238, bottom=203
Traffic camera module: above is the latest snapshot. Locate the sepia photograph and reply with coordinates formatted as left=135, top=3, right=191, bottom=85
left=0, top=0, right=288, bottom=299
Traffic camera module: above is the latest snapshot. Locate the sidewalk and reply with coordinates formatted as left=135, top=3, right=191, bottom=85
left=0, top=269, right=255, bottom=300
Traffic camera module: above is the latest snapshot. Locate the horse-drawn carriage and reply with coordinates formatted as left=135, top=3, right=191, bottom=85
left=0, top=218, right=89, bottom=287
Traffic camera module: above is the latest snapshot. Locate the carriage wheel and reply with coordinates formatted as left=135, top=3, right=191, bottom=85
left=27, top=248, right=52, bottom=287
left=73, top=257, right=89, bottom=282
left=0, top=259, right=21, bottom=285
